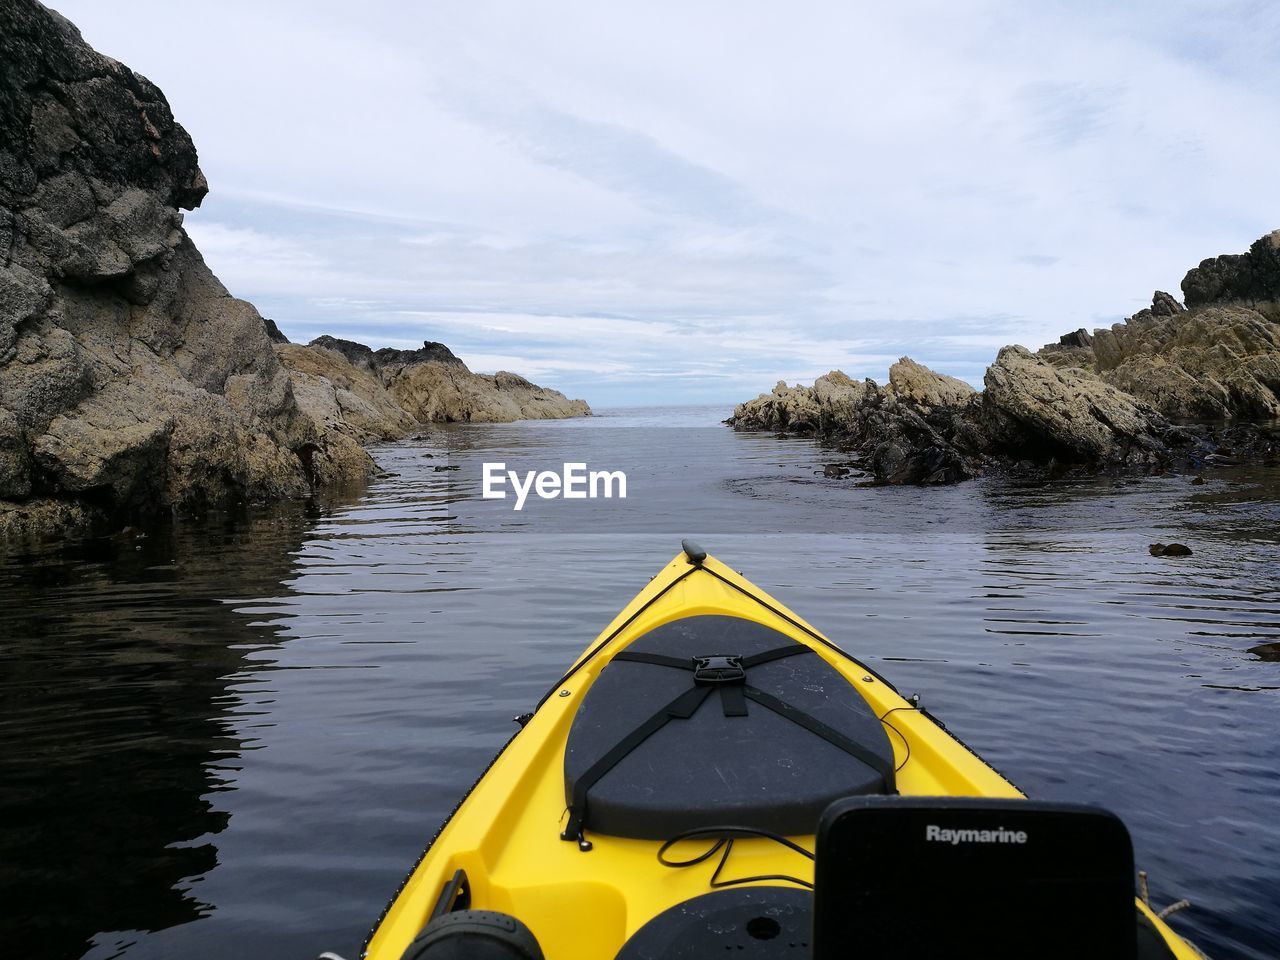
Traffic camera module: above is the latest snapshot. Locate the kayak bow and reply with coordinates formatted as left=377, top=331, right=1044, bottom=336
left=361, top=543, right=1201, bottom=960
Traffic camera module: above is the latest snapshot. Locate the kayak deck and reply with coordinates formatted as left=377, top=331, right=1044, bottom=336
left=561, top=613, right=897, bottom=840
left=362, top=550, right=1200, bottom=960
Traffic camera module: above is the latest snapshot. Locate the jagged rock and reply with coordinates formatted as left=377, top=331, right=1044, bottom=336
left=1106, top=307, right=1280, bottom=418
left=306, top=335, right=463, bottom=373
left=862, top=401, right=972, bottom=484
left=275, top=341, right=418, bottom=442
left=1151, top=291, right=1185, bottom=318
left=1038, top=231, right=1280, bottom=423
left=0, top=0, right=356, bottom=538
left=982, top=346, right=1171, bottom=463
left=1182, top=230, right=1280, bottom=316
left=887, top=357, right=975, bottom=412
left=262, top=317, right=289, bottom=343
left=730, top=367, right=978, bottom=484
left=733, top=229, right=1280, bottom=485
left=278, top=338, right=591, bottom=426
left=305, top=335, right=382, bottom=372
left=0, top=0, right=587, bottom=541
left=1057, top=328, right=1093, bottom=349
left=733, top=345, right=1186, bottom=484
left=810, top=372, right=878, bottom=428
left=390, top=361, right=590, bottom=423
left=731, top=346, right=1202, bottom=486
left=729, top=379, right=825, bottom=433
left=1040, top=287, right=1280, bottom=419
left=374, top=341, right=464, bottom=371
left=730, top=371, right=877, bottom=435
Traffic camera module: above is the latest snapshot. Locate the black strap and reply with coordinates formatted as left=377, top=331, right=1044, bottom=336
left=612, top=644, right=812, bottom=672
left=612, top=644, right=812, bottom=720
left=721, top=684, right=748, bottom=717
left=743, top=685, right=895, bottom=791
left=612, top=651, right=695, bottom=669
left=742, top=645, right=812, bottom=668
left=562, top=684, right=714, bottom=841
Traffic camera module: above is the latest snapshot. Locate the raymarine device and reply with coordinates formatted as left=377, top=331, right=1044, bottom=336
left=813, top=796, right=1137, bottom=960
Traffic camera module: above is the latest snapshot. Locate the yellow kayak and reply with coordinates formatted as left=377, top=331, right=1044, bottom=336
left=359, top=542, right=1203, bottom=960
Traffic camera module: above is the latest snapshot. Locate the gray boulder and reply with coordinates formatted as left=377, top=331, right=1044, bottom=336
left=981, top=345, right=1171, bottom=465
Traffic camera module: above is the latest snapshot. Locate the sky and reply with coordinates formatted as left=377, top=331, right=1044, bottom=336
left=52, top=1, right=1280, bottom=408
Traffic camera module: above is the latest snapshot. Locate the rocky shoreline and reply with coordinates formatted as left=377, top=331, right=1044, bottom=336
left=0, top=0, right=588, bottom=541
left=279, top=335, right=588, bottom=443
left=6, top=1, right=1276, bottom=542
left=729, top=233, right=1280, bottom=485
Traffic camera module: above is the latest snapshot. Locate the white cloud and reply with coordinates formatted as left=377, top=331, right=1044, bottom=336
left=51, top=0, right=1280, bottom=408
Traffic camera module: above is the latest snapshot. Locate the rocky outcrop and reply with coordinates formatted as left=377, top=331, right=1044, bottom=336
left=273, top=341, right=418, bottom=444
left=0, top=0, right=587, bottom=541
left=1181, top=230, right=1280, bottom=317
left=391, top=363, right=592, bottom=423
left=886, top=357, right=975, bottom=412
left=0, top=0, right=374, bottom=539
left=1041, top=295, right=1280, bottom=420
left=732, top=230, right=1280, bottom=484
left=306, top=334, right=463, bottom=372
left=1038, top=232, right=1280, bottom=420
left=731, top=377, right=829, bottom=434
left=731, top=350, right=1181, bottom=484
left=277, top=337, right=591, bottom=426
left=981, top=346, right=1172, bottom=464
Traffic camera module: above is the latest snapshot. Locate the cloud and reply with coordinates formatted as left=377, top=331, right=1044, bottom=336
left=1016, top=81, right=1123, bottom=149
left=428, top=78, right=775, bottom=230
left=51, top=0, right=1280, bottom=408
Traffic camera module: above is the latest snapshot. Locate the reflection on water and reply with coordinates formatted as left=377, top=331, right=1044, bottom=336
left=1, top=406, right=1277, bottom=959
left=1, top=512, right=319, bottom=958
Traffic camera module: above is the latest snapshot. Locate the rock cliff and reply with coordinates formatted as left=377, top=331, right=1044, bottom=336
left=731, top=232, right=1280, bottom=484
left=0, top=0, right=587, bottom=540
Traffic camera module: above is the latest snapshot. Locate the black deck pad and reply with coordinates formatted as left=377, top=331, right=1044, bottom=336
left=564, top=615, right=894, bottom=839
